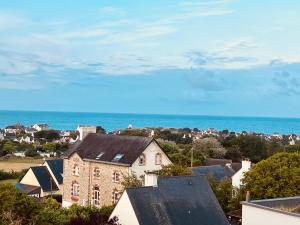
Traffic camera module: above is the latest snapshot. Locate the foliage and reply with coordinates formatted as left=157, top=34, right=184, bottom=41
left=0, top=169, right=27, bottom=181
left=0, top=185, right=120, bottom=225
left=25, top=148, right=39, bottom=157
left=121, top=174, right=143, bottom=188
left=193, top=138, right=226, bottom=159
left=119, top=129, right=149, bottom=137
left=34, top=130, right=60, bottom=141
left=158, top=164, right=191, bottom=176
left=96, top=126, right=106, bottom=134
left=207, top=174, right=244, bottom=213
left=2, top=142, right=16, bottom=154
left=243, top=152, right=300, bottom=199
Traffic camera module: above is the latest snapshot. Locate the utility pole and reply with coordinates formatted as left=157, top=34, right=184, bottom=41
left=191, top=146, right=194, bottom=168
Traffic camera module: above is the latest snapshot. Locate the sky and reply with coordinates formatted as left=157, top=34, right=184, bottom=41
left=1, top=0, right=300, bottom=117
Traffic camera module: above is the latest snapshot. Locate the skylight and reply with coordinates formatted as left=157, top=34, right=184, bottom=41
left=95, top=152, right=104, bottom=160
left=112, top=154, right=124, bottom=162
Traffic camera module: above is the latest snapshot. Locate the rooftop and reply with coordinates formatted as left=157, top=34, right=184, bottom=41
left=65, top=133, right=154, bottom=165
left=242, top=196, right=300, bottom=217
left=125, top=175, right=230, bottom=225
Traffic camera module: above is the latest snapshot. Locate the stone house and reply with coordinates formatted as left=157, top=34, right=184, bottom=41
left=62, top=133, right=172, bottom=208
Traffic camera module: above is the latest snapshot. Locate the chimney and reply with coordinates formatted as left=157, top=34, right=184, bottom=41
left=77, top=125, right=97, bottom=141
left=144, top=172, right=158, bottom=187
left=242, top=158, right=251, bottom=171
left=246, top=191, right=251, bottom=202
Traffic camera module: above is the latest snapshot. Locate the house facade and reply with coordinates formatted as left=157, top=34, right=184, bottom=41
left=62, top=133, right=171, bottom=208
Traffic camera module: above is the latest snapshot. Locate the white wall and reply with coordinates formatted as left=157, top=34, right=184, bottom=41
left=110, top=191, right=140, bottom=225
left=242, top=204, right=300, bottom=225
left=77, top=126, right=96, bottom=141
left=130, top=141, right=172, bottom=178
left=232, top=160, right=251, bottom=188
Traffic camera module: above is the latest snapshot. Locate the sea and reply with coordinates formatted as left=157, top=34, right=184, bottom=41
left=0, top=110, right=300, bottom=135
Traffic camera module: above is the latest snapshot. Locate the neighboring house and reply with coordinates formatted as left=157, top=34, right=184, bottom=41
left=19, top=136, right=34, bottom=144
left=242, top=196, right=300, bottom=225
left=13, top=151, right=26, bottom=157
left=32, top=124, right=49, bottom=132
left=0, top=130, right=4, bottom=140
left=62, top=133, right=172, bottom=208
left=110, top=175, right=230, bottom=225
left=192, top=158, right=251, bottom=188
left=16, top=159, right=63, bottom=197
left=231, top=159, right=251, bottom=188
left=4, top=123, right=25, bottom=134
left=192, top=165, right=235, bottom=182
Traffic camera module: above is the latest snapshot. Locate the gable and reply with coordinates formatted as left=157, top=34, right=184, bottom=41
left=20, top=168, right=41, bottom=187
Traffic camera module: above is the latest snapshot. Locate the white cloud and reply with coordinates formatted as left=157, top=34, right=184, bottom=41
left=0, top=11, right=27, bottom=30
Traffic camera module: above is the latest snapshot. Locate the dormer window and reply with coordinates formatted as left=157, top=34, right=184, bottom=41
left=139, top=154, right=146, bottom=166
left=112, top=154, right=124, bottom=162
left=96, top=152, right=104, bottom=160
left=155, top=153, right=162, bottom=165
left=73, top=164, right=79, bottom=176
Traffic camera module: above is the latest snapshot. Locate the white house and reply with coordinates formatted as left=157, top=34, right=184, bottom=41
left=77, top=125, right=97, bottom=141
left=242, top=196, right=300, bottom=225
left=231, top=159, right=251, bottom=188
left=16, top=159, right=63, bottom=197
left=110, top=176, right=230, bottom=225
left=32, top=124, right=49, bottom=132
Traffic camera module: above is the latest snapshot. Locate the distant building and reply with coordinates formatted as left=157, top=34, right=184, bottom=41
left=192, top=158, right=251, bottom=188
left=5, top=123, right=25, bottom=134
left=77, top=125, right=97, bottom=141
left=16, top=159, right=63, bottom=197
left=242, top=196, right=300, bottom=225
left=110, top=176, right=230, bottom=225
left=62, top=134, right=171, bottom=208
left=32, top=124, right=49, bottom=132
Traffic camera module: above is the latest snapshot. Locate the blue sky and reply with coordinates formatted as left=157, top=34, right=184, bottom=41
left=1, top=0, right=300, bottom=117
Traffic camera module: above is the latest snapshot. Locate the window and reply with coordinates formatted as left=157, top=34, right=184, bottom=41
left=73, top=165, right=79, bottom=176
left=113, top=171, right=121, bottom=183
left=155, top=153, right=162, bottom=165
left=94, top=167, right=101, bottom=179
left=139, top=154, right=146, bottom=166
left=112, top=190, right=121, bottom=204
left=112, top=154, right=124, bottom=162
left=95, top=152, right=104, bottom=160
left=92, top=186, right=100, bottom=207
left=71, top=181, right=80, bottom=196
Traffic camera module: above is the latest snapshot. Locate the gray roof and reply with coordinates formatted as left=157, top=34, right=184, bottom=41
left=15, top=183, right=41, bottom=195
left=242, top=196, right=300, bottom=217
left=46, top=159, right=63, bottom=184
left=126, top=176, right=230, bottom=225
left=191, top=165, right=235, bottom=181
left=31, top=166, right=58, bottom=192
left=65, top=133, right=155, bottom=165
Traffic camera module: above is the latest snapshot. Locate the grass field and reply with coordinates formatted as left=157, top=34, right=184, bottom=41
left=0, top=157, right=44, bottom=172
left=0, top=179, right=18, bottom=185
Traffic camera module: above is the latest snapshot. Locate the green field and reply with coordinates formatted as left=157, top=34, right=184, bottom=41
left=0, top=179, right=18, bottom=185
left=0, top=156, right=45, bottom=172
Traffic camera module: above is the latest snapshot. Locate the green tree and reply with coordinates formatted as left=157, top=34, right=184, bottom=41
left=121, top=174, right=143, bottom=188
left=3, top=142, right=16, bottom=154
left=193, top=138, right=226, bottom=159
left=158, top=164, right=191, bottom=176
left=43, top=142, right=57, bottom=152
left=243, top=152, right=300, bottom=199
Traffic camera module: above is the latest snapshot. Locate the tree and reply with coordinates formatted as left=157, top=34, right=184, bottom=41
left=243, top=152, right=300, bottom=199
left=193, top=138, right=226, bottom=159
left=43, top=142, right=57, bottom=152
left=2, top=142, right=16, bottom=154
left=25, top=148, right=39, bottom=157
left=121, top=174, right=143, bottom=188
left=158, top=164, right=191, bottom=176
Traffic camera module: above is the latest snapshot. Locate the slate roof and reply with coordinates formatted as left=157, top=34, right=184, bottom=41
left=191, top=165, right=235, bottom=181
left=15, top=183, right=41, bottom=195
left=204, top=158, right=232, bottom=167
left=65, top=133, right=154, bottom=165
left=31, top=166, right=58, bottom=192
left=231, top=163, right=242, bottom=173
left=126, top=176, right=230, bottom=225
left=46, top=159, right=63, bottom=184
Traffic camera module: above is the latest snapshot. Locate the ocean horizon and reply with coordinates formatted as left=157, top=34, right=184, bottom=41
left=0, top=110, right=300, bottom=135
